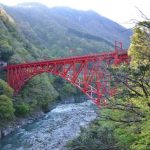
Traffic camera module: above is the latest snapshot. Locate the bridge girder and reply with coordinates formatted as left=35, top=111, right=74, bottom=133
left=6, top=50, right=129, bottom=106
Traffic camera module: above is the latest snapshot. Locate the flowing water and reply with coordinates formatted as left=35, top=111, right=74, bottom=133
left=0, top=101, right=98, bottom=150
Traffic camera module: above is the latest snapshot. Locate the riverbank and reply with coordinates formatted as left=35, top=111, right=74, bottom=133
left=0, top=110, right=45, bottom=139
left=0, top=100, right=98, bottom=150
left=0, top=96, right=87, bottom=139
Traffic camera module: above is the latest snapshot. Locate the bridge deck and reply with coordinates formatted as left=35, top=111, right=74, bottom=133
left=6, top=50, right=128, bottom=69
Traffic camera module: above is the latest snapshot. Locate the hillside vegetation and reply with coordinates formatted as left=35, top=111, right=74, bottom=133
left=0, top=3, right=131, bottom=127
left=67, top=21, right=150, bottom=150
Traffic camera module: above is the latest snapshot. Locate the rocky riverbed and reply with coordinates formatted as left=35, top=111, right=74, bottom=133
left=0, top=100, right=98, bottom=150
left=0, top=110, right=45, bottom=139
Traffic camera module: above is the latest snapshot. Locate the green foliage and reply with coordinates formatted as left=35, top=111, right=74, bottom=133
left=51, top=76, right=81, bottom=99
left=67, top=121, right=118, bottom=150
left=63, top=83, right=77, bottom=93
left=1, top=3, right=131, bottom=62
left=69, top=96, right=149, bottom=150
left=0, top=40, right=14, bottom=63
left=0, top=4, right=130, bottom=117
left=101, top=21, right=150, bottom=149
left=19, top=74, right=59, bottom=112
left=113, top=98, right=150, bottom=149
left=0, top=4, right=131, bottom=137
left=131, top=119, right=150, bottom=150
left=0, top=95, right=15, bottom=120
left=0, top=79, right=14, bottom=123
left=15, top=103, right=30, bottom=117
left=128, top=21, right=150, bottom=68
left=67, top=20, right=150, bottom=150
left=128, top=97, right=150, bottom=150
left=0, top=79, right=13, bottom=97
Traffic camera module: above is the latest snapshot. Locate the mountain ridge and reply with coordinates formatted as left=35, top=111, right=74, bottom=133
left=0, top=3, right=133, bottom=126
left=0, top=3, right=132, bottom=62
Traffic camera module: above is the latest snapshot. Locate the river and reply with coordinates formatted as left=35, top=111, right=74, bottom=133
left=0, top=100, right=98, bottom=150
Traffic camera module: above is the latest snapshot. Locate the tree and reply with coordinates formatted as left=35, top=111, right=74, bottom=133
left=70, top=20, right=150, bottom=150
left=102, top=20, right=150, bottom=149
left=128, top=21, right=150, bottom=68
left=109, top=21, right=150, bottom=101
left=0, top=79, right=14, bottom=122
left=0, top=48, right=14, bottom=62
left=0, top=79, right=13, bottom=97
left=0, top=95, right=15, bottom=120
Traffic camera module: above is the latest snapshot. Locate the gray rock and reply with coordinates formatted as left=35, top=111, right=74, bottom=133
left=0, top=111, right=45, bottom=138
left=0, top=101, right=98, bottom=150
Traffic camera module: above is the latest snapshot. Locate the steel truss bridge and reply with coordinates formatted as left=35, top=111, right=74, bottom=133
left=4, top=42, right=129, bottom=106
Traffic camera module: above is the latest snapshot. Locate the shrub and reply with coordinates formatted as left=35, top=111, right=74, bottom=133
left=15, top=103, right=30, bottom=117
left=0, top=95, right=15, bottom=120
left=0, top=79, right=13, bottom=97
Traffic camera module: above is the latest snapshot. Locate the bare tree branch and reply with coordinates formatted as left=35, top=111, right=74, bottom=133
left=135, top=6, right=150, bottom=20
left=101, top=115, right=143, bottom=123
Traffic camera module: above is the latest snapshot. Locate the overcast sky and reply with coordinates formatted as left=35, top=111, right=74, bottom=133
left=0, top=0, right=149, bottom=28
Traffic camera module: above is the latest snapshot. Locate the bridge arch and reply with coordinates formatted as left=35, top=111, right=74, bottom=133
left=6, top=51, right=129, bottom=106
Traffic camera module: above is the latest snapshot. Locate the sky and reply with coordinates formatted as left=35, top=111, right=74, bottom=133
left=0, top=0, right=149, bottom=28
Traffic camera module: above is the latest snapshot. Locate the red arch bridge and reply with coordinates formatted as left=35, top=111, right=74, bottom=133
left=4, top=42, right=129, bottom=106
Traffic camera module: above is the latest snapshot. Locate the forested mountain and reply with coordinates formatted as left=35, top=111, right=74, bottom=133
left=0, top=3, right=131, bottom=125
left=1, top=2, right=131, bottom=62
left=0, top=3, right=149, bottom=149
